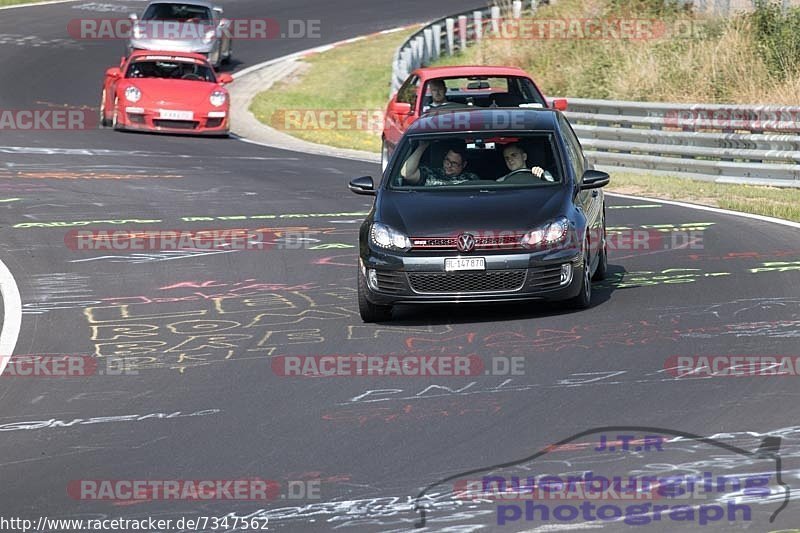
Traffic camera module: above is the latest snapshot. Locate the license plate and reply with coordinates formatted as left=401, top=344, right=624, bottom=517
left=445, top=257, right=486, bottom=271
left=158, top=109, right=194, bottom=120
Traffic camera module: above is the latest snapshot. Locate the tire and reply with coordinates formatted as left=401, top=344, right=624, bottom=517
left=381, top=138, right=389, bottom=172
left=357, top=265, right=393, bottom=322
left=111, top=96, right=120, bottom=130
left=565, top=242, right=592, bottom=310
left=592, top=215, right=608, bottom=281
left=99, top=89, right=112, bottom=127
left=221, top=39, right=232, bottom=64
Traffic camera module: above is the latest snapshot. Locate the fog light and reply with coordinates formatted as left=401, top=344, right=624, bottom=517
left=560, top=263, right=572, bottom=285
left=367, top=268, right=379, bottom=291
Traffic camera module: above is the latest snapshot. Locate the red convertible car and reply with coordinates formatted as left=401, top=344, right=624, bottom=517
left=382, top=66, right=567, bottom=169
left=99, top=50, right=233, bottom=135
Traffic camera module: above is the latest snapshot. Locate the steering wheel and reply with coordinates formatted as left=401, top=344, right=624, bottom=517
left=497, top=169, right=539, bottom=184
left=181, top=73, right=203, bottom=81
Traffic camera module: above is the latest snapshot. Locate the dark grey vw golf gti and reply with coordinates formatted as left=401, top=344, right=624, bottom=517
left=349, top=108, right=609, bottom=322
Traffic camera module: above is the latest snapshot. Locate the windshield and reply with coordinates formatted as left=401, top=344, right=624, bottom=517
left=126, top=58, right=216, bottom=82
left=388, top=133, right=562, bottom=190
left=142, top=3, right=212, bottom=21
left=420, top=76, right=546, bottom=113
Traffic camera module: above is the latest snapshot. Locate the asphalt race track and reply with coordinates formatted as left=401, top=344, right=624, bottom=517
left=0, top=1, right=799, bottom=532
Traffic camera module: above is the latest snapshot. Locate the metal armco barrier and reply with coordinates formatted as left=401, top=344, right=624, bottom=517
left=390, top=1, right=800, bottom=185
left=565, top=99, right=800, bottom=183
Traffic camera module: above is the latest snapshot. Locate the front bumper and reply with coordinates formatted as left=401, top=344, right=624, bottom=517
left=128, top=40, right=215, bottom=56
left=117, top=106, right=229, bottom=135
left=360, top=247, right=584, bottom=305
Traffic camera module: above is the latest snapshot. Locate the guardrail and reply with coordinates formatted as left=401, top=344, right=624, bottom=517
left=565, top=98, right=800, bottom=182
left=390, top=1, right=800, bottom=185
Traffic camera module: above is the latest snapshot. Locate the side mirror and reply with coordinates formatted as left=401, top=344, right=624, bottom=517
left=580, top=169, right=610, bottom=190
left=349, top=176, right=376, bottom=196
left=217, top=73, right=233, bottom=84
left=389, top=101, right=412, bottom=116
left=551, top=98, right=568, bottom=111
left=212, top=6, right=223, bottom=15
left=128, top=13, right=138, bottom=22
left=106, top=67, right=122, bottom=79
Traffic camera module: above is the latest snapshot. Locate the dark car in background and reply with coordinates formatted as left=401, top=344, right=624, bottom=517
left=349, top=108, right=609, bottom=322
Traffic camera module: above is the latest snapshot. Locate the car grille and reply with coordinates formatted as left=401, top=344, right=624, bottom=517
left=153, top=120, right=199, bottom=130
left=527, top=264, right=565, bottom=292
left=376, top=270, right=404, bottom=293
left=411, top=234, right=524, bottom=251
left=408, top=270, right=526, bottom=294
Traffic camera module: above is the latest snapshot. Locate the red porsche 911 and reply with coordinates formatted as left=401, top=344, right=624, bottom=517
left=99, top=50, right=233, bottom=136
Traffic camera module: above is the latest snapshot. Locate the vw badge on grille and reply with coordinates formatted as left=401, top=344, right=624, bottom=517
left=457, top=233, right=476, bottom=252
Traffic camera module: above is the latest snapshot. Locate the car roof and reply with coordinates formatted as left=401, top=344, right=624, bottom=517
left=127, top=50, right=210, bottom=62
left=413, top=66, right=531, bottom=80
left=406, top=108, right=560, bottom=135
left=145, top=0, right=215, bottom=8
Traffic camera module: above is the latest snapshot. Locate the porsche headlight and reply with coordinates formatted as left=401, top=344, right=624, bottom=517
left=370, top=222, right=411, bottom=252
left=521, top=217, right=569, bottom=248
left=209, top=90, right=227, bottom=107
left=124, top=86, right=141, bottom=103
left=203, top=27, right=216, bottom=44
left=133, top=23, right=143, bottom=39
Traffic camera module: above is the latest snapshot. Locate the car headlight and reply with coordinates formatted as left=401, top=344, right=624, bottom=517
left=209, top=90, right=227, bottom=107
left=203, top=27, right=216, bottom=44
left=124, top=86, right=141, bottom=103
left=133, top=23, right=142, bottom=39
left=521, top=217, right=570, bottom=248
left=370, top=222, right=411, bottom=252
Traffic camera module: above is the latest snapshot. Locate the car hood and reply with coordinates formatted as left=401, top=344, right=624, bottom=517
left=131, top=22, right=213, bottom=50
left=377, top=188, right=567, bottom=236
left=121, top=79, right=221, bottom=107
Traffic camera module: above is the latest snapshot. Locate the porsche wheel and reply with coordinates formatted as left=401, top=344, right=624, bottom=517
left=221, top=39, right=232, bottom=64
left=99, top=89, right=112, bottom=128
left=111, top=97, right=120, bottom=130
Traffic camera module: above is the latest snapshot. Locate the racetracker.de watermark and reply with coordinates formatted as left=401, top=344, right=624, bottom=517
left=1, top=354, right=137, bottom=377
left=67, top=479, right=321, bottom=500
left=67, top=18, right=320, bottom=40
left=0, top=109, right=95, bottom=130
left=483, top=18, right=707, bottom=41
left=666, top=355, right=800, bottom=377
left=272, top=355, right=525, bottom=377
left=664, top=108, right=800, bottom=131
left=64, top=229, right=277, bottom=252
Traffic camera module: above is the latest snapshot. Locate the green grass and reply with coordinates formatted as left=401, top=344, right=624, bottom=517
left=0, top=0, right=49, bottom=6
left=608, top=172, right=800, bottom=222
left=250, top=27, right=419, bottom=152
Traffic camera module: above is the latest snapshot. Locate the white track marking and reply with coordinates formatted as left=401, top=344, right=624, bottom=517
left=0, top=259, right=22, bottom=376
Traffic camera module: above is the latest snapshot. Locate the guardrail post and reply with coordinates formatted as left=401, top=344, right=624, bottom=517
left=512, top=1, right=522, bottom=18
left=491, top=6, right=501, bottom=35
left=414, top=35, right=425, bottom=67
left=458, top=15, right=467, bottom=52
left=431, top=23, right=442, bottom=61
left=401, top=48, right=412, bottom=75
left=423, top=28, right=433, bottom=65
left=445, top=18, right=455, bottom=56
left=473, top=10, right=483, bottom=42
